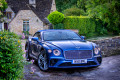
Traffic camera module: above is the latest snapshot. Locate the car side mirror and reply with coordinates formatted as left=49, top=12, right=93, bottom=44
left=32, top=37, right=39, bottom=41
left=81, top=36, right=86, bottom=40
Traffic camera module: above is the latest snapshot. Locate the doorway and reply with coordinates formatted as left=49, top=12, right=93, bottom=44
left=4, top=23, right=8, bottom=30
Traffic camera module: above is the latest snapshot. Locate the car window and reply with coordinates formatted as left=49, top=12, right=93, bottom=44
left=43, top=31, right=82, bottom=41
left=33, top=32, right=41, bottom=40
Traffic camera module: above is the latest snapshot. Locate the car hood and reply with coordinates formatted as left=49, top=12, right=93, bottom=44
left=46, top=40, right=93, bottom=51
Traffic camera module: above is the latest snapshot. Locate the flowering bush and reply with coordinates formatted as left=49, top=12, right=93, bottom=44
left=0, top=31, right=24, bottom=80
left=18, top=33, right=25, bottom=39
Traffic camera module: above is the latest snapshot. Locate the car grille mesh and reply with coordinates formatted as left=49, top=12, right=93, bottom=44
left=59, top=61, right=97, bottom=67
left=64, top=50, right=92, bottom=59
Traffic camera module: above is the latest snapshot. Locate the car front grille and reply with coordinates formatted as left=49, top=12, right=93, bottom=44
left=64, top=50, right=92, bottom=59
left=59, top=61, right=97, bottom=67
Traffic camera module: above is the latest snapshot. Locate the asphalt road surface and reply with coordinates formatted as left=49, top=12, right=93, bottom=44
left=23, top=54, right=120, bottom=80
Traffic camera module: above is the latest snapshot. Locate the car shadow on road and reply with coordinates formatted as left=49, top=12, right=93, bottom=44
left=48, top=67, right=99, bottom=74
left=30, top=61, right=100, bottom=74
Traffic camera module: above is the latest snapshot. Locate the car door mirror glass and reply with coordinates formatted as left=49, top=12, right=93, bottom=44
left=32, top=37, right=39, bottom=41
left=81, top=36, right=86, bottom=40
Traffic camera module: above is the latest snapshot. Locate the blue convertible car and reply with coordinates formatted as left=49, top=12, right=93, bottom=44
left=25, top=30, right=102, bottom=71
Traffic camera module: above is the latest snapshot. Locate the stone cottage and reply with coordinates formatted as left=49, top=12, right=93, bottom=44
left=0, top=0, right=56, bottom=35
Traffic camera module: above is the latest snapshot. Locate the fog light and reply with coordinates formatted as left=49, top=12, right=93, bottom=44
left=48, top=49, right=52, bottom=53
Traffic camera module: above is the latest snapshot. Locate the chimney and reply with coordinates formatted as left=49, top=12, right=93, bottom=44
left=29, top=0, right=36, bottom=8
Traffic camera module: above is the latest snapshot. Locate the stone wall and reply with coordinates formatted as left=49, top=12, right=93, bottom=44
left=91, top=36, right=120, bottom=57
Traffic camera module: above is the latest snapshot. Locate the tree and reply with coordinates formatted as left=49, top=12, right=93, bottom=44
left=55, top=0, right=77, bottom=12
left=77, top=0, right=86, bottom=11
left=63, top=7, right=85, bottom=16
left=85, top=0, right=120, bottom=34
left=0, top=0, right=7, bottom=16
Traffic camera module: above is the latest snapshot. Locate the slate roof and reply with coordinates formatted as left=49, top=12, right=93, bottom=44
left=6, top=0, right=52, bottom=22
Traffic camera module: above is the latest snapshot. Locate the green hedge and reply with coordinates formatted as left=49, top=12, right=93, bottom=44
left=0, top=31, right=24, bottom=80
left=63, top=16, right=96, bottom=37
left=54, top=23, right=64, bottom=29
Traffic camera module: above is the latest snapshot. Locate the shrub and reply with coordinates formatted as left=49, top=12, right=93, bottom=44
left=0, top=31, right=24, bottom=80
left=54, top=23, right=64, bottom=29
left=63, top=8, right=85, bottom=16
left=95, top=20, right=108, bottom=35
left=63, top=16, right=96, bottom=37
left=0, top=31, right=19, bottom=39
left=47, top=11, right=65, bottom=25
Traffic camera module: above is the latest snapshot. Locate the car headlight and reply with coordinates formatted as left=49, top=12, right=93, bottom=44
left=94, top=48, right=99, bottom=54
left=53, top=49, right=61, bottom=56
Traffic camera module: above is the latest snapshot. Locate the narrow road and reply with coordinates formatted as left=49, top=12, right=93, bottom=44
left=23, top=55, right=120, bottom=80
left=21, top=40, right=120, bottom=80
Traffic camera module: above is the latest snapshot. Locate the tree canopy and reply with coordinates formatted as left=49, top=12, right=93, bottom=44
left=0, top=0, right=7, bottom=16
left=85, top=0, right=120, bottom=34
left=55, top=0, right=120, bottom=34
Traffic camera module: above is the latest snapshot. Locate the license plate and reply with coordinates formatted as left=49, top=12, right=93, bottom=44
left=72, top=59, right=87, bottom=64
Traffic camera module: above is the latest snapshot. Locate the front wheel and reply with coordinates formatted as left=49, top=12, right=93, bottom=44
left=38, top=50, right=49, bottom=71
left=25, top=45, right=31, bottom=61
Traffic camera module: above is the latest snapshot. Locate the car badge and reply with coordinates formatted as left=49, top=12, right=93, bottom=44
left=76, top=47, right=80, bottom=49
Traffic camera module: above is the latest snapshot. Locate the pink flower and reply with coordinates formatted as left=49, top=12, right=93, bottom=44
left=23, top=54, right=26, bottom=58
left=24, top=50, right=27, bottom=53
left=22, top=33, right=25, bottom=39
left=31, top=66, right=36, bottom=73
left=31, top=59, right=35, bottom=63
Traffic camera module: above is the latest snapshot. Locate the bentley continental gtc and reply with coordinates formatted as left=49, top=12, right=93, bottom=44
left=25, top=30, right=102, bottom=71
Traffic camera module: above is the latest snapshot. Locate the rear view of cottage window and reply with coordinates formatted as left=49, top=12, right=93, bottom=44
left=23, top=20, right=29, bottom=35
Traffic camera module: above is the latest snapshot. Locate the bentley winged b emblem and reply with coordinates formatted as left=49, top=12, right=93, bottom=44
left=76, top=47, right=80, bottom=49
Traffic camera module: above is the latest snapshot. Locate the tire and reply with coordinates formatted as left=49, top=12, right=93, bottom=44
left=38, top=50, right=49, bottom=71
left=25, top=45, right=31, bottom=61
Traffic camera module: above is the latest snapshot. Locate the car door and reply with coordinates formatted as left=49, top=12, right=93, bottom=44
left=31, top=32, right=41, bottom=57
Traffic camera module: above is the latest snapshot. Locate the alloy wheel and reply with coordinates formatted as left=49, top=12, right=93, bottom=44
left=38, top=51, right=48, bottom=71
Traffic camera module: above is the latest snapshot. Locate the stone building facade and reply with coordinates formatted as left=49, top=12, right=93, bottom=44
left=9, top=10, right=44, bottom=35
left=1, top=0, right=56, bottom=35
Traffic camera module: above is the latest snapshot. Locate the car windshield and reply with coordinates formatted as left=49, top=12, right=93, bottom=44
left=43, top=31, right=82, bottom=41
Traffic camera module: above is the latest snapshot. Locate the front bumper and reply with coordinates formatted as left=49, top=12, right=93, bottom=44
left=49, top=56, right=102, bottom=68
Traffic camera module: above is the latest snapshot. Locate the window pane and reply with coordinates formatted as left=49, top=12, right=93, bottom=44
left=23, top=20, right=29, bottom=32
left=23, top=24, right=26, bottom=31
left=27, top=24, right=29, bottom=31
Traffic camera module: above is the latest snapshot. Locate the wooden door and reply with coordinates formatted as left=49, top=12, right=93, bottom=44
left=4, top=23, right=8, bottom=30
